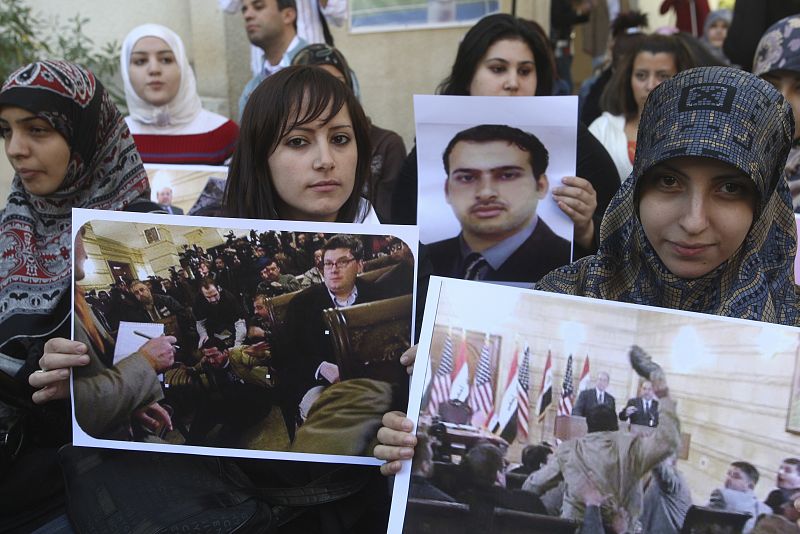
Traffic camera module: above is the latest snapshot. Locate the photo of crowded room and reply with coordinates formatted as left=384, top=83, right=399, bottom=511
left=397, top=278, right=800, bottom=534
left=72, top=213, right=415, bottom=461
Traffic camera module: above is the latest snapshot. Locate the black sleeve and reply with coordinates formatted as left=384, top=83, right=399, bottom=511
left=390, top=145, right=418, bottom=225
left=162, top=295, right=186, bottom=314
left=573, top=391, right=586, bottom=416
left=722, top=0, right=768, bottom=71
left=551, top=0, right=589, bottom=33
left=227, top=290, right=246, bottom=320
left=371, top=128, right=408, bottom=222
left=575, top=123, right=619, bottom=256
left=580, top=69, right=611, bottom=125
left=619, top=399, right=633, bottom=421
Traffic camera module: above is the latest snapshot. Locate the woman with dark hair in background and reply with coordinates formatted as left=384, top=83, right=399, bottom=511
left=589, top=35, right=694, bottom=183
left=291, top=43, right=406, bottom=222
left=580, top=10, right=649, bottom=125
left=392, top=13, right=619, bottom=257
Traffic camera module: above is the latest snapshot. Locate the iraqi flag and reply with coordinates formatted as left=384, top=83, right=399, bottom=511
left=490, top=346, right=521, bottom=442
left=577, top=355, right=591, bottom=394
left=449, top=337, right=470, bottom=402
left=536, top=350, right=553, bottom=422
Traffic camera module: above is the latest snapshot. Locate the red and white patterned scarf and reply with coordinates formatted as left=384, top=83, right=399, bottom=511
left=0, top=60, right=150, bottom=350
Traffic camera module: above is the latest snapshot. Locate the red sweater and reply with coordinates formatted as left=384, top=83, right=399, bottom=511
left=660, top=0, right=710, bottom=36
left=133, top=120, right=239, bottom=165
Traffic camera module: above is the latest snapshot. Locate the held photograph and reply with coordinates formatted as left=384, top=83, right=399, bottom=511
left=144, top=163, right=229, bottom=217
left=70, top=208, right=417, bottom=465
left=389, top=277, right=800, bottom=533
left=414, top=95, right=578, bottom=285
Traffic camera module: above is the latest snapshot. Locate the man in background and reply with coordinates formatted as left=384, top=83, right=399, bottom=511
left=156, top=186, right=183, bottom=215
left=237, top=0, right=308, bottom=115
left=573, top=371, right=615, bottom=416
left=708, top=461, right=771, bottom=533
left=619, top=380, right=659, bottom=427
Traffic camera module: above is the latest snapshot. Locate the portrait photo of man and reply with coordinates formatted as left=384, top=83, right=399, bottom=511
left=426, top=124, right=571, bottom=283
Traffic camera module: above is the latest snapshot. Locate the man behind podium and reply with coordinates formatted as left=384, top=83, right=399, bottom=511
left=619, top=380, right=659, bottom=427
left=573, top=371, right=615, bottom=416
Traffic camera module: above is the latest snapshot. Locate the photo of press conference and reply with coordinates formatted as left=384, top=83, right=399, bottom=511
left=402, top=282, right=800, bottom=534
left=73, top=220, right=414, bottom=457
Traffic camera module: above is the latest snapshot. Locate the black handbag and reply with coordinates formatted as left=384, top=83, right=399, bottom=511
left=58, top=445, right=369, bottom=534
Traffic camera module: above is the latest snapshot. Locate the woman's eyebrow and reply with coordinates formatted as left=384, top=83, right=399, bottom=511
left=653, top=162, right=749, bottom=180
left=3, top=116, right=44, bottom=125
left=130, top=50, right=173, bottom=55
left=289, top=123, right=353, bottom=133
left=649, top=163, right=687, bottom=177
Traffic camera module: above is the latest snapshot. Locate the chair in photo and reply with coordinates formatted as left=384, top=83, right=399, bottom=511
left=493, top=508, right=580, bottom=534
left=680, top=505, right=751, bottom=534
left=322, top=294, right=412, bottom=410
left=404, top=498, right=469, bottom=533
left=263, top=288, right=302, bottom=334
left=357, top=263, right=395, bottom=282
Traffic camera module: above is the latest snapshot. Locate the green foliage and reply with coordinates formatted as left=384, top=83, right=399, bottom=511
left=0, top=0, right=46, bottom=78
left=0, top=0, right=123, bottom=105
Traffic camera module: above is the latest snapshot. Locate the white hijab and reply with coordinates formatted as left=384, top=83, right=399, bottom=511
left=120, top=24, right=203, bottom=129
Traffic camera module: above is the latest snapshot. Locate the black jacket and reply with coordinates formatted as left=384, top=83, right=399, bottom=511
left=426, top=220, right=571, bottom=283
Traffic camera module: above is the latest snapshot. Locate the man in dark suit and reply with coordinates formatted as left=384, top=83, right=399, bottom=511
left=426, top=124, right=571, bottom=283
left=573, top=371, right=615, bottom=417
left=156, top=186, right=184, bottom=215
left=278, top=234, right=391, bottom=434
left=619, top=380, right=659, bottom=427
left=194, top=279, right=247, bottom=348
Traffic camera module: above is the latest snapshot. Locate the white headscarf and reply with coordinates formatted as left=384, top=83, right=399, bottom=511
left=120, top=24, right=202, bottom=128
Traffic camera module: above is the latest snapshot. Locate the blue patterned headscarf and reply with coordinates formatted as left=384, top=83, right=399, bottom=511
left=753, top=15, right=800, bottom=212
left=538, top=67, right=800, bottom=326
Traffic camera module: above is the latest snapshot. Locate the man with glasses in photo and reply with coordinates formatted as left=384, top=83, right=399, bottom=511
left=277, top=234, right=387, bottom=433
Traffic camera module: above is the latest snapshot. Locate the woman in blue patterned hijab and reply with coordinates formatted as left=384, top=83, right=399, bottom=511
left=374, top=66, right=800, bottom=488
left=537, top=66, right=800, bottom=325
left=753, top=15, right=800, bottom=212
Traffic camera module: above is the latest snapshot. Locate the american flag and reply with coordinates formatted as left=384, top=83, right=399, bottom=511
left=558, top=354, right=574, bottom=416
left=469, top=338, right=494, bottom=425
left=429, top=334, right=454, bottom=415
left=517, top=344, right=531, bottom=440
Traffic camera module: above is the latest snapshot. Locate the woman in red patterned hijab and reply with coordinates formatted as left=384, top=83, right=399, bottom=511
left=0, top=60, right=151, bottom=377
